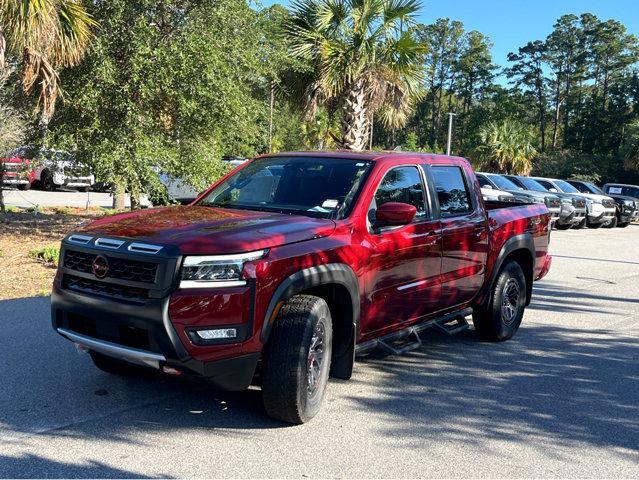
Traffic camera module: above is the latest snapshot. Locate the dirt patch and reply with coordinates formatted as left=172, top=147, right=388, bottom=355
left=0, top=209, right=105, bottom=300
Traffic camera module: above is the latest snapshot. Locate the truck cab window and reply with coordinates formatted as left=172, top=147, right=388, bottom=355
left=431, top=166, right=472, bottom=217
left=370, top=166, right=427, bottom=221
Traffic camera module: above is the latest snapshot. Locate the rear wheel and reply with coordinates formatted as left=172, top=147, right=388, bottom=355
left=90, top=352, right=143, bottom=376
left=17, top=182, right=31, bottom=191
left=603, top=217, right=618, bottom=229
left=473, top=261, right=527, bottom=342
left=261, top=295, right=332, bottom=424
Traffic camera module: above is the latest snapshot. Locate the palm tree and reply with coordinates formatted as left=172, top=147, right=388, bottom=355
left=475, top=120, right=537, bottom=175
left=285, top=0, right=426, bottom=150
left=0, top=0, right=97, bottom=129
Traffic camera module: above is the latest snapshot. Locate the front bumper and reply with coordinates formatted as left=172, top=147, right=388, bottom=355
left=587, top=205, right=616, bottom=225
left=52, top=285, right=259, bottom=390
left=557, top=204, right=586, bottom=225
left=52, top=238, right=260, bottom=390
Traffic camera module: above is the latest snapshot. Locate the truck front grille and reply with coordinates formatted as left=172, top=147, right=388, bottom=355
left=63, top=274, right=149, bottom=303
left=64, top=250, right=158, bottom=284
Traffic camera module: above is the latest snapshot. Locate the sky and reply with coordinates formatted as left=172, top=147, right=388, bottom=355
left=260, top=0, right=639, bottom=70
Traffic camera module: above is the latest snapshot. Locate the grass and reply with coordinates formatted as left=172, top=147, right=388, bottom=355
left=28, top=245, right=61, bottom=266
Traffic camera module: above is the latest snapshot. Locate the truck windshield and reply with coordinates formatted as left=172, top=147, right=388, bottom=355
left=515, top=177, right=547, bottom=192
left=554, top=180, right=580, bottom=193
left=489, top=175, right=520, bottom=191
left=198, top=156, right=372, bottom=219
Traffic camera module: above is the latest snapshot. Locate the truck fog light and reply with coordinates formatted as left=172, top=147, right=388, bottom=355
left=196, top=328, right=237, bottom=340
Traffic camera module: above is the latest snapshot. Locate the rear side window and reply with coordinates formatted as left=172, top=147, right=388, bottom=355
left=374, top=166, right=427, bottom=218
left=431, top=166, right=473, bottom=217
left=476, top=175, right=492, bottom=188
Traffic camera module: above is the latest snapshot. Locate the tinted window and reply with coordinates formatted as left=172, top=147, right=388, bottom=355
left=535, top=179, right=555, bottom=191
left=489, top=174, right=520, bottom=191
left=554, top=180, right=580, bottom=193
left=373, top=166, right=426, bottom=218
left=431, top=166, right=472, bottom=217
left=199, top=156, right=371, bottom=219
left=569, top=181, right=591, bottom=194
left=607, top=185, right=639, bottom=198
left=476, top=175, right=492, bottom=188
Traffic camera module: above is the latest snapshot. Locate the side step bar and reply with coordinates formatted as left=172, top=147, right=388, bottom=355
left=355, top=308, right=473, bottom=356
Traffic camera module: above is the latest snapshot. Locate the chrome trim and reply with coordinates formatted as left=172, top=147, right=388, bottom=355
left=397, top=279, right=427, bottom=291
left=182, top=250, right=267, bottom=266
left=95, top=238, right=125, bottom=249
left=57, top=328, right=165, bottom=369
left=68, top=234, right=92, bottom=245
left=128, top=242, right=163, bottom=254
left=179, top=280, right=247, bottom=289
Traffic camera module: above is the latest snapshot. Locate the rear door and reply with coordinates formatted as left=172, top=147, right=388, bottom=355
left=363, top=164, right=442, bottom=335
left=429, top=165, right=488, bottom=307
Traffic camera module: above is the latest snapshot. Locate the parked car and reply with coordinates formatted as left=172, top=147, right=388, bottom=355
left=603, top=183, right=639, bottom=228
left=477, top=172, right=562, bottom=223
left=480, top=185, right=523, bottom=203
left=531, top=177, right=615, bottom=229
left=0, top=152, right=35, bottom=190
left=158, top=157, right=249, bottom=204
left=52, top=152, right=552, bottom=424
left=32, top=148, right=95, bottom=192
left=504, top=175, right=586, bottom=230
left=568, top=180, right=639, bottom=228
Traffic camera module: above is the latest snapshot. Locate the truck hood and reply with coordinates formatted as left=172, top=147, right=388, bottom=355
left=79, top=206, right=336, bottom=255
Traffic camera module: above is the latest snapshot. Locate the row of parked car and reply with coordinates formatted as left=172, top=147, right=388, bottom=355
left=0, top=147, right=96, bottom=192
left=2, top=146, right=639, bottom=230
left=477, top=172, right=639, bottom=229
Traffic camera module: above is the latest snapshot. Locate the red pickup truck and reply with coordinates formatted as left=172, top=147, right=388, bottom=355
left=52, top=152, right=552, bottom=423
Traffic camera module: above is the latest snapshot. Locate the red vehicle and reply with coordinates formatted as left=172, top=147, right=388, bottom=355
left=0, top=155, right=35, bottom=190
left=52, top=152, right=552, bottom=423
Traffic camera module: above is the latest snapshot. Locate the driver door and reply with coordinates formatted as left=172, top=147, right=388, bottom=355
left=363, top=165, right=442, bottom=336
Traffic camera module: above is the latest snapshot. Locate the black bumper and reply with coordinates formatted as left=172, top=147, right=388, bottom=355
left=51, top=285, right=259, bottom=391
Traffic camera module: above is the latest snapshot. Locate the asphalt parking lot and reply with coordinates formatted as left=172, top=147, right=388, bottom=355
left=1, top=226, right=638, bottom=478
left=3, top=188, right=148, bottom=209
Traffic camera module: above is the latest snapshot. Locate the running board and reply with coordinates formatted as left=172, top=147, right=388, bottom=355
left=355, top=308, right=473, bottom=356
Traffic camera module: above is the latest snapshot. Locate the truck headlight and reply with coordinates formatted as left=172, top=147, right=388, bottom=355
left=179, top=250, right=267, bottom=288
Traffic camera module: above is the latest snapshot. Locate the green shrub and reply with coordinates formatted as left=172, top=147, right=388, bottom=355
left=29, top=246, right=61, bottom=266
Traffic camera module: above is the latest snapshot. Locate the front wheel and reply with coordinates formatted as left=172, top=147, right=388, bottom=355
left=587, top=221, right=603, bottom=229
left=555, top=223, right=572, bottom=230
left=261, top=295, right=333, bottom=424
left=572, top=218, right=586, bottom=229
left=603, top=217, right=618, bottom=229
left=473, top=261, right=527, bottom=341
left=618, top=221, right=630, bottom=228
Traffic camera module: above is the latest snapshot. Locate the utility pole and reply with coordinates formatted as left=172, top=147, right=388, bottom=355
left=268, top=84, right=275, bottom=153
left=446, top=112, right=456, bottom=155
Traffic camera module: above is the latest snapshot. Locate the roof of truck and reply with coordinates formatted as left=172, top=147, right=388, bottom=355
left=263, top=150, right=466, bottom=162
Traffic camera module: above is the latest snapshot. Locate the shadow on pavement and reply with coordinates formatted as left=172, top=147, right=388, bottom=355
left=355, top=324, right=638, bottom=456
left=1, top=294, right=637, bottom=468
left=0, top=453, right=170, bottom=478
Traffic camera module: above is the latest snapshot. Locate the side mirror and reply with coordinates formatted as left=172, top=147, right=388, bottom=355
left=483, top=185, right=493, bottom=190
left=376, top=202, right=417, bottom=225
left=549, top=188, right=558, bottom=193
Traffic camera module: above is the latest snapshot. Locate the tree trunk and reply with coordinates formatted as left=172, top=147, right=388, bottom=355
left=0, top=166, right=5, bottom=214
left=552, top=72, right=562, bottom=149
left=112, top=180, right=126, bottom=210
left=339, top=78, right=369, bottom=151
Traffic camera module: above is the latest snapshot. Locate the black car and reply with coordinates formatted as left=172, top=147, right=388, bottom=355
left=601, top=183, right=639, bottom=228
left=569, top=180, right=638, bottom=228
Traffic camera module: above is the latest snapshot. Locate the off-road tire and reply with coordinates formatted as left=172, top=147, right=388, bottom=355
left=603, top=217, right=618, bottom=228
left=90, top=351, right=143, bottom=376
left=261, top=295, right=333, bottom=424
left=572, top=218, right=586, bottom=229
left=618, top=221, right=630, bottom=228
left=473, top=261, right=527, bottom=342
